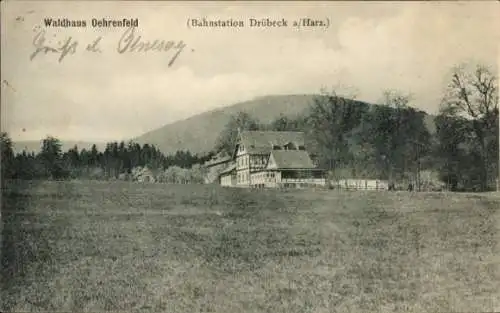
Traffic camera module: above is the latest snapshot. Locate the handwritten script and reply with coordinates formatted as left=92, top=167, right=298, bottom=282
left=30, top=26, right=188, bottom=67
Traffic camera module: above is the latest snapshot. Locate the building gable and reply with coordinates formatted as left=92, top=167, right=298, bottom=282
left=236, top=141, right=247, bottom=156
left=231, top=131, right=244, bottom=159
left=267, top=153, right=278, bottom=169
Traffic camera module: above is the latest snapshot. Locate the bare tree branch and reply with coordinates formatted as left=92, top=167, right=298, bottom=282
left=444, top=63, right=497, bottom=120
left=441, top=62, right=498, bottom=190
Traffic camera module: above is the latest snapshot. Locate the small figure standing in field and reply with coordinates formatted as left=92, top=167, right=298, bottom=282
left=407, top=183, right=414, bottom=192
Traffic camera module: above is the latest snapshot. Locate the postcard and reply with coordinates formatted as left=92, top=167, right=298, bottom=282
left=1, top=1, right=499, bottom=312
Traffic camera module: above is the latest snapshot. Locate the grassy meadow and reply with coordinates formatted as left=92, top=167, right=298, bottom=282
left=1, top=180, right=499, bottom=312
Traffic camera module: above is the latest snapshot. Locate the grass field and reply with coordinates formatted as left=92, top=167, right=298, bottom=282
left=1, top=180, right=499, bottom=312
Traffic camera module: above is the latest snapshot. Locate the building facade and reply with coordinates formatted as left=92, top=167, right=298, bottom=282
left=219, top=130, right=326, bottom=188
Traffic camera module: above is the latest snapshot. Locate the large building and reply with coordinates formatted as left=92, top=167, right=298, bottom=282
left=219, top=130, right=326, bottom=188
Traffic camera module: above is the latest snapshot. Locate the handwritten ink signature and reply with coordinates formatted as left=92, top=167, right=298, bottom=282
left=117, top=26, right=187, bottom=67
left=30, top=29, right=78, bottom=62
left=86, top=36, right=103, bottom=53
left=29, top=26, right=189, bottom=68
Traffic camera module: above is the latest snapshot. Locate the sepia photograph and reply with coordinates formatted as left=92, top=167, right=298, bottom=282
left=1, top=1, right=499, bottom=312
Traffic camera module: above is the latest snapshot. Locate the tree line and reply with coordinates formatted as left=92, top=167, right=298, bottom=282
left=214, top=63, right=498, bottom=191
left=1, top=63, right=497, bottom=191
left=0, top=136, right=212, bottom=181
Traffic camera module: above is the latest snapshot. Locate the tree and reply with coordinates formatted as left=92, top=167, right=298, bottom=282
left=13, top=150, right=44, bottom=179
left=268, top=113, right=308, bottom=132
left=164, top=166, right=182, bottom=183
left=0, top=132, right=15, bottom=181
left=215, top=111, right=260, bottom=156
left=434, top=114, right=473, bottom=190
left=358, top=91, right=431, bottom=182
left=118, top=141, right=129, bottom=173
left=62, top=145, right=80, bottom=178
left=89, top=144, right=99, bottom=167
left=128, top=142, right=141, bottom=169
left=441, top=63, right=499, bottom=191
left=101, top=141, right=125, bottom=179
left=66, top=145, right=80, bottom=167
left=190, top=164, right=206, bottom=184
left=39, top=136, right=66, bottom=179
left=111, top=142, right=120, bottom=178
left=102, top=143, right=112, bottom=178
left=308, top=91, right=366, bottom=174
left=379, top=90, right=411, bottom=180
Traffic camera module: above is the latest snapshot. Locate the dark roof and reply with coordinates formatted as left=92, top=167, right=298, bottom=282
left=245, top=146, right=271, bottom=154
left=269, top=150, right=316, bottom=169
left=239, top=131, right=305, bottom=154
left=219, top=163, right=236, bottom=175
left=204, top=156, right=231, bottom=167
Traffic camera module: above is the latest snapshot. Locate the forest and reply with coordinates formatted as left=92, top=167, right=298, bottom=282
left=0, top=137, right=212, bottom=182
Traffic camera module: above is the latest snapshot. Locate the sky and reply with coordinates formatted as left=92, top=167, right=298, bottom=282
left=1, top=1, right=498, bottom=142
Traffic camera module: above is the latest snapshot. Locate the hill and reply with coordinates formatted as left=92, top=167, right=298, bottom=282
left=134, top=94, right=436, bottom=155
left=133, top=94, right=319, bottom=155
left=11, top=95, right=436, bottom=156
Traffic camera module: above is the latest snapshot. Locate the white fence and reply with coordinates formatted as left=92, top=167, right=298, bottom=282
left=281, top=178, right=327, bottom=185
left=330, top=179, right=389, bottom=190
